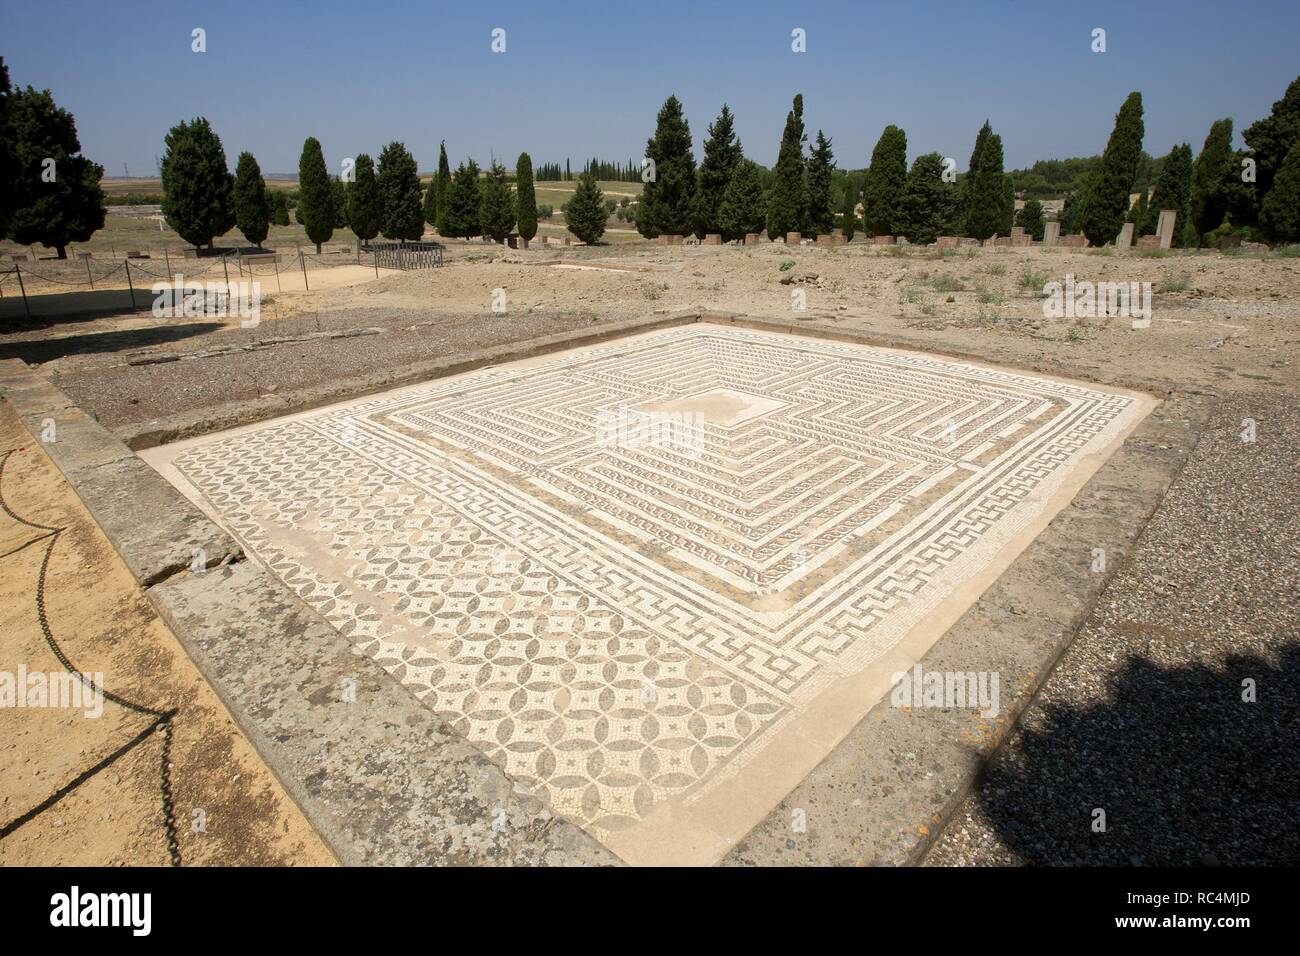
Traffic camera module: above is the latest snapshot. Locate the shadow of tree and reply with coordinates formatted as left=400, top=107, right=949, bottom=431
left=0, top=321, right=225, bottom=363
left=977, top=643, right=1300, bottom=865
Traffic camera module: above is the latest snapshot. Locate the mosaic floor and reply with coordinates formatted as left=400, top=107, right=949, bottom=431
left=143, top=325, right=1155, bottom=865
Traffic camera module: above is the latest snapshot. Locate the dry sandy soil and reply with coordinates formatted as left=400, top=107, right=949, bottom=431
left=0, top=403, right=335, bottom=866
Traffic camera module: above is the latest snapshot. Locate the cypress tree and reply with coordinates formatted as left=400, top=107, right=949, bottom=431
left=6, top=84, right=107, bottom=258
left=332, top=177, right=348, bottom=229
left=1259, top=138, right=1300, bottom=243
left=233, top=151, right=269, bottom=248
left=443, top=159, right=481, bottom=238
left=1076, top=92, right=1145, bottom=246
left=434, top=141, right=451, bottom=236
left=0, top=57, right=13, bottom=241
left=1188, top=119, right=1239, bottom=242
left=963, top=121, right=1005, bottom=241
left=696, top=103, right=743, bottom=237
left=717, top=159, right=767, bottom=242
left=897, top=152, right=960, bottom=244
left=840, top=174, right=858, bottom=241
left=161, top=117, right=234, bottom=251
left=1243, top=76, right=1300, bottom=199
left=1015, top=197, right=1045, bottom=240
left=1127, top=192, right=1149, bottom=233
left=422, top=174, right=438, bottom=229
left=1001, top=176, right=1016, bottom=236
left=347, top=152, right=381, bottom=244
left=636, top=94, right=696, bottom=238
left=863, top=124, right=907, bottom=235
left=766, top=93, right=807, bottom=240
left=267, top=189, right=290, bottom=227
left=1142, top=144, right=1193, bottom=244
left=296, top=136, right=334, bottom=253
left=478, top=160, right=516, bottom=241
left=377, top=141, right=423, bottom=240
left=805, top=130, right=836, bottom=238
left=515, top=151, right=537, bottom=242
left=565, top=172, right=606, bottom=244
left=1059, top=193, right=1079, bottom=235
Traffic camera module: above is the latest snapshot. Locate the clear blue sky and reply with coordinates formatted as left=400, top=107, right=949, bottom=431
left=3, top=0, right=1297, bottom=177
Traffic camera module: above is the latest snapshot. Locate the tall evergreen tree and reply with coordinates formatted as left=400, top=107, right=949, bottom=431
left=1143, top=143, right=1193, bottom=245
left=840, top=173, right=858, bottom=241
left=296, top=136, right=334, bottom=253
left=1076, top=92, right=1145, bottom=246
left=565, top=172, right=606, bottom=244
left=0, top=57, right=16, bottom=241
left=443, top=159, right=481, bottom=238
left=331, top=177, right=348, bottom=229
left=1127, top=192, right=1149, bottom=233
left=478, top=160, right=516, bottom=241
left=377, top=141, right=423, bottom=240
left=805, top=131, right=836, bottom=237
left=347, top=153, right=380, bottom=244
left=1015, top=197, right=1046, bottom=240
left=1243, top=76, right=1300, bottom=200
left=160, top=117, right=234, bottom=251
left=515, top=151, right=537, bottom=242
left=267, top=189, right=290, bottom=227
left=1259, top=139, right=1300, bottom=243
left=6, top=84, right=106, bottom=258
left=863, top=124, right=907, bottom=235
left=434, top=141, right=451, bottom=235
left=233, top=151, right=269, bottom=248
left=1188, top=119, right=1244, bottom=242
left=1001, top=176, right=1016, bottom=236
left=422, top=174, right=438, bottom=229
left=766, top=93, right=808, bottom=240
left=963, top=121, right=1005, bottom=240
left=896, top=152, right=960, bottom=244
left=716, top=159, right=767, bottom=242
left=696, top=103, right=743, bottom=237
left=636, top=95, right=696, bottom=238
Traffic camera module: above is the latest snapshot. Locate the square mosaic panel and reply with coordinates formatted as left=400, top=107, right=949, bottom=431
left=150, top=325, right=1154, bottom=864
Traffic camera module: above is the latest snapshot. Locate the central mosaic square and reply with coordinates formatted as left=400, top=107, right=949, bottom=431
left=149, top=325, right=1154, bottom=865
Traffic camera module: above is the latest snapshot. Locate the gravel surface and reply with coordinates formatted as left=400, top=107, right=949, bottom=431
left=926, top=394, right=1300, bottom=866
left=36, top=308, right=611, bottom=427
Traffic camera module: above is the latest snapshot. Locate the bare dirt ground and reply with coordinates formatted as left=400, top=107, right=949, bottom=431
left=0, top=403, right=335, bottom=866
left=4, top=241, right=1292, bottom=430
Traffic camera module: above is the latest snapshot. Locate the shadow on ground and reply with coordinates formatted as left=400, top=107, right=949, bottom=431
left=0, top=321, right=225, bottom=363
left=977, top=644, right=1300, bottom=865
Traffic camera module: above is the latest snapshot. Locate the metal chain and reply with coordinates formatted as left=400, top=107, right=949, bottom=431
left=0, top=448, right=181, bottom=865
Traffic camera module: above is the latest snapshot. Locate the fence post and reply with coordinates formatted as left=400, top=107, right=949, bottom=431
left=124, top=257, right=136, bottom=309
left=164, top=246, right=171, bottom=275
left=86, top=256, right=94, bottom=288
left=14, top=264, right=32, bottom=319
left=222, top=253, right=230, bottom=288
left=299, top=248, right=309, bottom=290
left=373, top=243, right=379, bottom=279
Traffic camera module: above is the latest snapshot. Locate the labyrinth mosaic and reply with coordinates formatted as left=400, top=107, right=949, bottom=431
left=150, top=325, right=1154, bottom=865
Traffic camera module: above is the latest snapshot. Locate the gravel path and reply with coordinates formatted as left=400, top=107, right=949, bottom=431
left=926, top=394, right=1300, bottom=866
